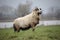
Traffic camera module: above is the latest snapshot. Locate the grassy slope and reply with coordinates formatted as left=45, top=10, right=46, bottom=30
left=0, top=25, right=60, bottom=40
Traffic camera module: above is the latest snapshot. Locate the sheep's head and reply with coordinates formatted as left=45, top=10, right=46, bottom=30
left=33, top=7, right=42, bottom=15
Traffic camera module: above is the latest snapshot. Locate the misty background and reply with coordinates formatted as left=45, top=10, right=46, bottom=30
left=0, top=0, right=60, bottom=22
left=0, top=0, right=60, bottom=28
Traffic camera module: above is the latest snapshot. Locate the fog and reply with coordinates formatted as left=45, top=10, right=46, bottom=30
left=0, top=0, right=60, bottom=28
left=0, top=0, right=60, bottom=21
left=0, top=20, right=60, bottom=28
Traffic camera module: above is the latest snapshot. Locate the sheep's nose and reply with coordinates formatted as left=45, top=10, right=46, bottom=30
left=39, top=11, right=42, bottom=14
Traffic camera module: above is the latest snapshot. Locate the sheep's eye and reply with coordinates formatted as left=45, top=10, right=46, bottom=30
left=40, top=8, right=41, bottom=10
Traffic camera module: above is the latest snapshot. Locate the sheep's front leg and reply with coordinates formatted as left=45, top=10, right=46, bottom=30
left=31, top=23, right=35, bottom=31
left=32, top=27, right=35, bottom=31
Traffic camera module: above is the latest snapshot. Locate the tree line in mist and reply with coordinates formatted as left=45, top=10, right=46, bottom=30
left=0, top=1, right=60, bottom=21
left=41, top=7, right=60, bottom=20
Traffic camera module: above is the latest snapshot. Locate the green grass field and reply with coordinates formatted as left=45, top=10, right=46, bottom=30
left=0, top=25, right=60, bottom=40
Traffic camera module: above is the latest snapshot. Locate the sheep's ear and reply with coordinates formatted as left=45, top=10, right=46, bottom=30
left=34, top=7, right=39, bottom=11
left=33, top=7, right=39, bottom=11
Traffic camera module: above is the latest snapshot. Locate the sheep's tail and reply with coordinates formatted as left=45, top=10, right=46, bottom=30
left=13, top=24, right=17, bottom=32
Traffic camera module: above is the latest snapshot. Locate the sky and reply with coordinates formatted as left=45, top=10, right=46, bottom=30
left=0, top=0, right=60, bottom=13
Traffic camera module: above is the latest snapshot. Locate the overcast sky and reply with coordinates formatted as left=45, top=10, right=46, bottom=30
left=0, top=0, right=60, bottom=12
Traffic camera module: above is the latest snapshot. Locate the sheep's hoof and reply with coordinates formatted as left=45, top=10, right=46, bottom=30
left=17, top=30, right=20, bottom=32
left=32, top=29, right=35, bottom=31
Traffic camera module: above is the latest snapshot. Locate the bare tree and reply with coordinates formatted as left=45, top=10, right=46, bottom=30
left=16, top=1, right=32, bottom=17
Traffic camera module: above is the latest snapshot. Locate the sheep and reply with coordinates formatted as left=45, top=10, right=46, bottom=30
left=13, top=7, right=42, bottom=32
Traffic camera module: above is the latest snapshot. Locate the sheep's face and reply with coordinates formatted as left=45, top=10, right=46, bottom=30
left=33, top=7, right=42, bottom=15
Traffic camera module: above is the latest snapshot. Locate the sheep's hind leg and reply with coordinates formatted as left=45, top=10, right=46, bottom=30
left=15, top=25, right=20, bottom=32
left=13, top=24, right=17, bottom=32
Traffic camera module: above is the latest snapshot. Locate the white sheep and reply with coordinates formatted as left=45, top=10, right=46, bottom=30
left=13, top=7, right=42, bottom=32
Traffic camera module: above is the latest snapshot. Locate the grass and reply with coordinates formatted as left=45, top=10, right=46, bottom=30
left=0, top=25, right=60, bottom=40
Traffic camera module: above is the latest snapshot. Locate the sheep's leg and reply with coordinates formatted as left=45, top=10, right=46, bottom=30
left=13, top=24, right=17, bottom=32
left=17, top=28, right=20, bottom=32
left=31, top=23, right=35, bottom=31
left=17, top=27, right=21, bottom=32
left=32, top=27, right=35, bottom=31
left=15, top=25, right=20, bottom=32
